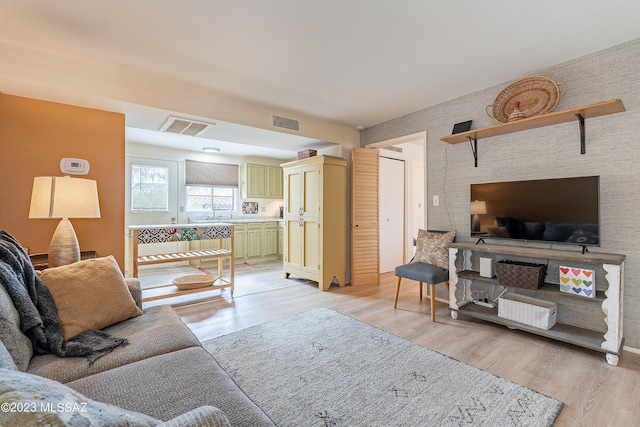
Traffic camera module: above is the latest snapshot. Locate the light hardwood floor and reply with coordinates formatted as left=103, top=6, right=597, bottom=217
left=174, top=266, right=640, bottom=426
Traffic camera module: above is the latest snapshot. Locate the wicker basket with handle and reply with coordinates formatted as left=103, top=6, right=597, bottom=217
left=494, top=260, right=546, bottom=290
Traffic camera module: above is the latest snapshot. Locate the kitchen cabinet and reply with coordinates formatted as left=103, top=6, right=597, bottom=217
left=266, top=166, right=283, bottom=198
left=241, top=163, right=283, bottom=199
left=234, top=224, right=247, bottom=260
left=246, top=223, right=264, bottom=258
left=282, top=155, right=347, bottom=291
left=264, top=222, right=279, bottom=256
left=189, top=220, right=282, bottom=260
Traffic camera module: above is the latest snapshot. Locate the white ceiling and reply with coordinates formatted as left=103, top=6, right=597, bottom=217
left=1, top=0, right=639, bottom=158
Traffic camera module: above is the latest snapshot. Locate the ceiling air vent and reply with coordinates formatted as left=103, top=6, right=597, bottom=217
left=272, top=115, right=300, bottom=131
left=159, top=116, right=215, bottom=137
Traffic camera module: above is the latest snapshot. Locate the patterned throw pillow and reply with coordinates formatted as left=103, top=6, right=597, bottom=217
left=413, top=230, right=456, bottom=269
left=0, top=368, right=158, bottom=426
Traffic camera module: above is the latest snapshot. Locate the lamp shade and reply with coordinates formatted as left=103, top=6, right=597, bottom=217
left=29, top=176, right=101, bottom=219
left=470, top=200, right=487, bottom=215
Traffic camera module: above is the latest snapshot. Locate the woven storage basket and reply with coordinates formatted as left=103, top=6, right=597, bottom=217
left=172, top=274, right=215, bottom=290
left=297, top=149, right=317, bottom=159
left=486, top=76, right=567, bottom=123
left=498, top=294, right=557, bottom=330
left=495, top=260, right=546, bottom=290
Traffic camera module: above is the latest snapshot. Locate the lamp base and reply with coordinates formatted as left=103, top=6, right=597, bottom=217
left=472, top=214, right=481, bottom=232
left=49, top=218, right=80, bottom=267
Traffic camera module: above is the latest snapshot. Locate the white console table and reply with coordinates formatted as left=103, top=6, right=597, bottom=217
left=448, top=242, right=624, bottom=365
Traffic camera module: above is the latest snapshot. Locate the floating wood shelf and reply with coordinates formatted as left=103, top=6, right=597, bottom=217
left=441, top=99, right=625, bottom=144
left=441, top=99, right=625, bottom=166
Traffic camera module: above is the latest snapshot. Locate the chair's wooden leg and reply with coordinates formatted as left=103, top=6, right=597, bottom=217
left=419, top=282, right=423, bottom=300
left=430, top=284, right=436, bottom=322
left=394, top=277, right=402, bottom=308
left=445, top=281, right=450, bottom=292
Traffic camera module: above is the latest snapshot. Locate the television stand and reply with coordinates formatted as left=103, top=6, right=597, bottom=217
left=448, top=242, right=625, bottom=365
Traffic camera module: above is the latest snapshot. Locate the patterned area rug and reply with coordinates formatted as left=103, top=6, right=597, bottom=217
left=204, top=308, right=563, bottom=426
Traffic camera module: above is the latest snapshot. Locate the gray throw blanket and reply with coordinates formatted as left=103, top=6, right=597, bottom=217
left=0, top=230, right=128, bottom=364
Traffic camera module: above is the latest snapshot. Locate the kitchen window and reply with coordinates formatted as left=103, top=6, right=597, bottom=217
left=184, top=159, right=239, bottom=213
left=186, top=186, right=235, bottom=212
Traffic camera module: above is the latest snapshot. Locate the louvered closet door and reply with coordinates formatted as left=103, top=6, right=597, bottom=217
left=351, top=148, right=380, bottom=285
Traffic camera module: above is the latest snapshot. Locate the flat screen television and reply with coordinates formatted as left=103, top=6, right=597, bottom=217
left=470, top=176, right=600, bottom=247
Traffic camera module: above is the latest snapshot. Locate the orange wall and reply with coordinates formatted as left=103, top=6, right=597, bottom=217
left=0, top=94, right=125, bottom=270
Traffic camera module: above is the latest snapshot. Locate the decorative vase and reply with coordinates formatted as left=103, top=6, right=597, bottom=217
left=508, top=101, right=526, bottom=122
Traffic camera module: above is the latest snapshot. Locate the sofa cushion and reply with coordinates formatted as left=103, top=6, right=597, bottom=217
left=39, top=256, right=142, bottom=341
left=486, top=226, right=510, bottom=238
left=27, top=305, right=201, bottom=383
left=0, top=340, right=17, bottom=370
left=0, top=284, right=33, bottom=371
left=566, top=228, right=599, bottom=244
left=395, top=262, right=449, bottom=284
left=160, top=406, right=231, bottom=427
left=68, top=346, right=275, bottom=426
left=0, top=368, right=158, bottom=426
left=497, top=217, right=528, bottom=239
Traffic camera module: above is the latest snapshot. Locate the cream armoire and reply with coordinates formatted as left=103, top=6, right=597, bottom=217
left=281, top=155, right=347, bottom=291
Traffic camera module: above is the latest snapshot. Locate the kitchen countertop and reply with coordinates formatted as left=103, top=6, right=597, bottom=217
left=190, top=217, right=282, bottom=224
left=128, top=218, right=283, bottom=229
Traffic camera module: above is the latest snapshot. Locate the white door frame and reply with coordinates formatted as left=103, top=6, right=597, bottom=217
left=379, top=156, right=405, bottom=272
left=366, top=131, right=427, bottom=263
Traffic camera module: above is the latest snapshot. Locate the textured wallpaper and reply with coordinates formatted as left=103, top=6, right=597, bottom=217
left=361, top=38, right=640, bottom=349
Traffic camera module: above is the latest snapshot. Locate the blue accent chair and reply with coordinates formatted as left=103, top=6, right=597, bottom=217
left=393, top=262, right=450, bottom=321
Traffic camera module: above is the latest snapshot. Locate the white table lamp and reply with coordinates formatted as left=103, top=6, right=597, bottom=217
left=29, top=176, right=101, bottom=267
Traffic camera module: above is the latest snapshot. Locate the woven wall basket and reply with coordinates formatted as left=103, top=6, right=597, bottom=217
left=486, top=76, right=567, bottom=123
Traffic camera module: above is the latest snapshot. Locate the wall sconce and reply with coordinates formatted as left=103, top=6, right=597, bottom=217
left=470, top=200, right=487, bottom=232
left=29, top=176, right=101, bottom=267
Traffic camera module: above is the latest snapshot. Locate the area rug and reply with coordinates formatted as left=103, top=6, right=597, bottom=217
left=204, top=308, right=563, bottom=426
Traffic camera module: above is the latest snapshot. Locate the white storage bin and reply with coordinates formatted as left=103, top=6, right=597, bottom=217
left=498, top=294, right=557, bottom=330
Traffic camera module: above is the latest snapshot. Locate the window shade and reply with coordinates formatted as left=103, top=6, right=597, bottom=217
left=185, top=160, right=239, bottom=188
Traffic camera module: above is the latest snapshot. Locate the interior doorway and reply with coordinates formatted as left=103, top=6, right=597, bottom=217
left=366, top=132, right=426, bottom=267
left=379, top=157, right=405, bottom=273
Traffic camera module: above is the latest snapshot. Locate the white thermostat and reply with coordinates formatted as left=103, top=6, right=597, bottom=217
left=60, top=158, right=90, bottom=175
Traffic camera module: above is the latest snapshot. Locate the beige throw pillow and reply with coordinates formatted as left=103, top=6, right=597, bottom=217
left=39, top=256, right=142, bottom=341
left=413, top=230, right=456, bottom=269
